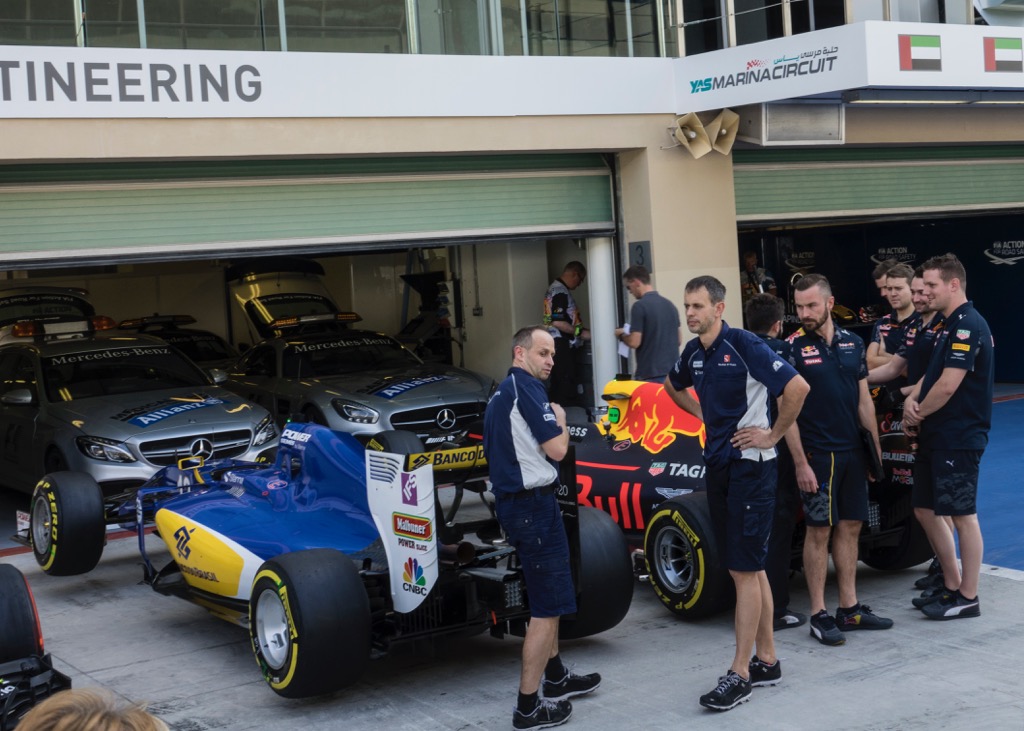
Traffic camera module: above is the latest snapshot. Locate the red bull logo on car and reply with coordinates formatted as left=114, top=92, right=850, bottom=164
left=603, top=382, right=706, bottom=455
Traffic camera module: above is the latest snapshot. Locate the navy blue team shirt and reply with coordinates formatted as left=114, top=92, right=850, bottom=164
left=668, top=322, right=798, bottom=469
left=918, top=301, right=994, bottom=451
left=784, top=324, right=868, bottom=452
left=483, top=367, right=564, bottom=495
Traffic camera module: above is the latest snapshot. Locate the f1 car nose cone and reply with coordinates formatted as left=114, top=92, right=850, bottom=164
left=189, top=438, right=215, bottom=460
left=435, top=408, right=457, bottom=430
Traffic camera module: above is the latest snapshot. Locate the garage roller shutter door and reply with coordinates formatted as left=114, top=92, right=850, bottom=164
left=734, top=146, right=1024, bottom=225
left=0, top=155, right=613, bottom=267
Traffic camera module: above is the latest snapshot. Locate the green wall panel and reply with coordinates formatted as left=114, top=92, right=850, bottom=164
left=734, top=146, right=1024, bottom=222
left=0, top=156, right=612, bottom=261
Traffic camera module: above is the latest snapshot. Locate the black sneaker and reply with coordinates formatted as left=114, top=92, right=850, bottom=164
left=921, top=591, right=981, bottom=621
left=835, top=604, right=894, bottom=631
left=699, top=670, right=751, bottom=711
left=748, top=656, right=782, bottom=687
left=542, top=666, right=601, bottom=701
left=912, top=587, right=950, bottom=610
left=513, top=699, right=573, bottom=730
left=925, top=556, right=942, bottom=575
left=773, top=609, right=808, bottom=631
left=914, top=571, right=944, bottom=590
left=809, top=610, right=846, bottom=646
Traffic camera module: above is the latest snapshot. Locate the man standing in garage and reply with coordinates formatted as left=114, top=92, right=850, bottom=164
left=614, top=265, right=681, bottom=382
left=785, top=274, right=893, bottom=646
left=543, top=261, right=590, bottom=407
left=665, top=276, right=809, bottom=711
left=483, top=325, right=600, bottom=729
left=903, top=253, right=993, bottom=620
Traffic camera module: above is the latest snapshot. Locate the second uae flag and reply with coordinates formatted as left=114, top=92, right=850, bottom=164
left=984, top=37, right=1024, bottom=73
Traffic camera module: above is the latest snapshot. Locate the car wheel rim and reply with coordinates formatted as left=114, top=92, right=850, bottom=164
left=31, top=495, right=52, bottom=554
left=653, top=525, right=695, bottom=593
left=255, top=588, right=292, bottom=670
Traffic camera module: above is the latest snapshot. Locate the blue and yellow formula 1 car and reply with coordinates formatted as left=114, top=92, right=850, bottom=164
left=28, top=422, right=633, bottom=699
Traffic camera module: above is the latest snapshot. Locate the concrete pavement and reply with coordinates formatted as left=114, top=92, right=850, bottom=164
left=5, top=533, right=1024, bottom=731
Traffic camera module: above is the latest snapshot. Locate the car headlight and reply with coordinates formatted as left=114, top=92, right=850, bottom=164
left=331, top=398, right=379, bottom=425
left=76, top=436, right=137, bottom=463
left=253, top=414, right=278, bottom=447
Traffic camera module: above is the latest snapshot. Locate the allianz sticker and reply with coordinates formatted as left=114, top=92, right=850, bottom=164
left=373, top=375, right=456, bottom=400
left=127, top=396, right=226, bottom=427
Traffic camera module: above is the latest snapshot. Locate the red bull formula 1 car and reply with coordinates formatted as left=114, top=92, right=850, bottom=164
left=569, top=379, right=932, bottom=619
left=27, top=421, right=633, bottom=699
left=0, top=565, right=72, bottom=730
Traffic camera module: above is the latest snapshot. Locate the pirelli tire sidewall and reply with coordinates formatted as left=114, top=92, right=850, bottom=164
left=0, top=564, right=44, bottom=663
left=29, top=471, right=106, bottom=576
left=643, top=494, right=729, bottom=620
left=249, top=548, right=371, bottom=699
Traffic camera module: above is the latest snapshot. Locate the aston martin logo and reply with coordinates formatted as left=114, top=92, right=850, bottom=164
left=189, top=438, right=214, bottom=460
left=436, top=408, right=457, bottom=430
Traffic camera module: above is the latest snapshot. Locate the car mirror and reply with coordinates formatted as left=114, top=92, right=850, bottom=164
left=208, top=368, right=228, bottom=384
left=1, top=388, right=34, bottom=406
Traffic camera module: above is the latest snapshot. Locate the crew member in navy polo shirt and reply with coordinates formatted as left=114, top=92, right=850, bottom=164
left=744, top=293, right=808, bottom=633
left=483, top=325, right=599, bottom=730
left=666, top=276, right=809, bottom=712
left=785, top=274, right=893, bottom=646
left=904, top=253, right=993, bottom=621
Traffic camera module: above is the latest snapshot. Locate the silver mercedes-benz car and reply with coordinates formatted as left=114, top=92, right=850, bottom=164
left=223, top=317, right=494, bottom=444
left=0, top=329, right=279, bottom=496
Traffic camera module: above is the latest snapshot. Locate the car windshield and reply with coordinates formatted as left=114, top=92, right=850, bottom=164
left=282, top=335, right=419, bottom=377
left=160, top=332, right=237, bottom=364
left=0, top=293, right=94, bottom=328
left=246, top=293, right=338, bottom=325
left=42, top=344, right=210, bottom=401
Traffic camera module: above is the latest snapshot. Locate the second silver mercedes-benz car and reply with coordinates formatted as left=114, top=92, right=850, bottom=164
left=0, top=329, right=278, bottom=496
left=222, top=319, right=494, bottom=444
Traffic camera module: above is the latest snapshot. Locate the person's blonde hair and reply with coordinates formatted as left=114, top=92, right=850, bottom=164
left=17, top=689, right=169, bottom=731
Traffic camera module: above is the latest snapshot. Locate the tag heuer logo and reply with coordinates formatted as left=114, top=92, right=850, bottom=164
left=649, top=462, right=666, bottom=476
left=956, top=329, right=970, bottom=340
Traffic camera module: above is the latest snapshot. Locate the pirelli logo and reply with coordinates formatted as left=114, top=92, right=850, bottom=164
left=951, top=343, right=971, bottom=352
left=393, top=512, right=433, bottom=541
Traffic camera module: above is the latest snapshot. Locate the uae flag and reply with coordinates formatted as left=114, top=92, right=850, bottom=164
left=984, top=37, right=1024, bottom=73
left=898, top=35, right=941, bottom=71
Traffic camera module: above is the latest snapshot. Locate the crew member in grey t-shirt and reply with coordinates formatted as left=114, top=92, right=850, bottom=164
left=615, top=265, right=681, bottom=381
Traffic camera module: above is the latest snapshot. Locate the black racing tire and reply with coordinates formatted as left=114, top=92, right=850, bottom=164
left=560, top=506, right=634, bottom=639
left=29, top=472, right=106, bottom=576
left=644, top=494, right=730, bottom=620
left=366, top=430, right=425, bottom=456
left=0, top=564, right=43, bottom=663
left=861, top=515, right=934, bottom=571
left=249, top=549, right=371, bottom=698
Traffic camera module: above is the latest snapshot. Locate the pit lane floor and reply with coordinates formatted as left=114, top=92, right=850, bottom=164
left=4, top=533, right=1024, bottom=731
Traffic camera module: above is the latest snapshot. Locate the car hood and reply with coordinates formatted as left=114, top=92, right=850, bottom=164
left=311, top=364, right=491, bottom=404
left=51, top=387, right=269, bottom=438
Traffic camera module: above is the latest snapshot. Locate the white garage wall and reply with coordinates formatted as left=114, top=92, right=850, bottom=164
left=461, top=241, right=548, bottom=384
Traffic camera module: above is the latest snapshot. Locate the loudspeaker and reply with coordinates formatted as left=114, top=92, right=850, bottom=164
left=706, top=108, right=740, bottom=155
left=673, top=113, right=712, bottom=159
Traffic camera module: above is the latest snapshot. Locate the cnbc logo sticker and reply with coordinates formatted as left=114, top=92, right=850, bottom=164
left=984, top=37, right=1023, bottom=73
left=898, top=35, right=941, bottom=72
left=402, top=557, right=428, bottom=595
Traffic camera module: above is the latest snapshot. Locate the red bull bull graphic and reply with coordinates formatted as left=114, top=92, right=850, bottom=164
left=601, top=382, right=706, bottom=454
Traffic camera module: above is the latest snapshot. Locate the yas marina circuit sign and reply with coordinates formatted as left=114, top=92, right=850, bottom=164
left=676, top=20, right=1024, bottom=113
